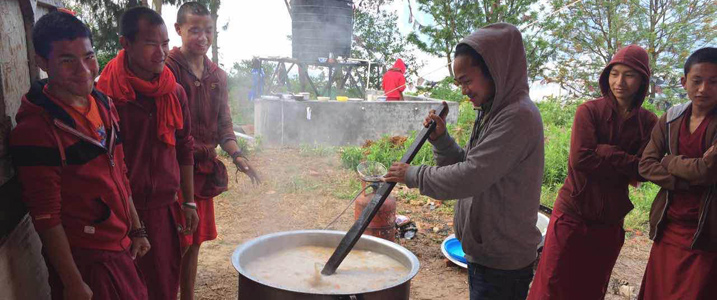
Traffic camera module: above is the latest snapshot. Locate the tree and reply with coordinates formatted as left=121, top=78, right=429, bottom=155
left=547, top=0, right=716, bottom=104
left=637, top=0, right=716, bottom=103
left=406, top=0, right=556, bottom=81
left=209, top=0, right=220, bottom=65
left=406, top=1, right=478, bottom=78
left=69, top=0, right=223, bottom=67
left=351, top=2, right=421, bottom=89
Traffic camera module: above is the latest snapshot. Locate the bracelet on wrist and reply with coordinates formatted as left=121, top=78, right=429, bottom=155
left=129, top=227, right=148, bottom=239
left=182, top=202, right=198, bottom=210
left=230, top=150, right=245, bottom=161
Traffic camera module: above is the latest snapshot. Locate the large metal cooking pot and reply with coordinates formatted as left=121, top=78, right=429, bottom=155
left=231, top=230, right=420, bottom=299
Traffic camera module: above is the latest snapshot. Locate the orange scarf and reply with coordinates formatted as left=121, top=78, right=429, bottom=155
left=97, top=50, right=183, bottom=146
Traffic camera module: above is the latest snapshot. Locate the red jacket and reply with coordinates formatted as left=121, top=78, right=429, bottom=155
left=382, top=59, right=406, bottom=100
left=555, top=45, right=658, bottom=224
left=10, top=80, right=133, bottom=251
left=113, top=85, right=194, bottom=209
left=166, top=48, right=234, bottom=198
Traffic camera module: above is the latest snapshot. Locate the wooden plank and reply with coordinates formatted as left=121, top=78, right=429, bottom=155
left=304, top=69, right=320, bottom=96
left=338, top=66, right=353, bottom=90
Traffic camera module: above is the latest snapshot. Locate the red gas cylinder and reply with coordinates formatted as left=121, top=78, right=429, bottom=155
left=354, top=181, right=396, bottom=242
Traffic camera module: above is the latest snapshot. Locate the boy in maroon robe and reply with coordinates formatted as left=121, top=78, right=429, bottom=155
left=11, top=11, right=149, bottom=300
left=166, top=3, right=260, bottom=299
left=638, top=47, right=717, bottom=299
left=529, top=45, right=658, bottom=299
left=96, top=7, right=197, bottom=300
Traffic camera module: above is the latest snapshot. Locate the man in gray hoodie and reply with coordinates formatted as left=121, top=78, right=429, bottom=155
left=384, top=23, right=544, bottom=299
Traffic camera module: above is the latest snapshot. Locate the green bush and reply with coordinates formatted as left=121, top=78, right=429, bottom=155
left=536, top=96, right=579, bottom=127
left=428, top=77, right=465, bottom=102
left=540, top=183, right=561, bottom=209
left=625, top=182, right=660, bottom=231
left=340, top=146, right=366, bottom=170
left=543, top=124, right=571, bottom=186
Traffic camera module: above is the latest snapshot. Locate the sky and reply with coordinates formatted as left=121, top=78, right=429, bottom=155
left=161, top=0, right=561, bottom=100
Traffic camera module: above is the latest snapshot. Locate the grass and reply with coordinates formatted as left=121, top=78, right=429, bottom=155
left=299, top=144, right=336, bottom=157
left=330, top=177, right=363, bottom=200
left=280, top=175, right=321, bottom=193
left=625, top=182, right=660, bottom=231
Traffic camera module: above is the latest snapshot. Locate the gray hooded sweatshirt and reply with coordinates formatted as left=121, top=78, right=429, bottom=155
left=405, top=23, right=544, bottom=270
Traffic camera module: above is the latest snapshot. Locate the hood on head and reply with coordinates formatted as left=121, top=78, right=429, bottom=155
left=392, top=59, right=406, bottom=74
left=457, top=23, right=529, bottom=112
left=598, top=45, right=651, bottom=109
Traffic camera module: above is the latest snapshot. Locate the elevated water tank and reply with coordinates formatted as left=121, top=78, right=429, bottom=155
left=291, top=0, right=354, bottom=62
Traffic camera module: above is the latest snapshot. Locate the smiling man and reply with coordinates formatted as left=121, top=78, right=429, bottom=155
left=384, top=23, right=544, bottom=300
left=10, top=11, right=148, bottom=300
left=96, top=6, right=196, bottom=300
left=164, top=3, right=260, bottom=300
left=638, top=47, right=717, bottom=299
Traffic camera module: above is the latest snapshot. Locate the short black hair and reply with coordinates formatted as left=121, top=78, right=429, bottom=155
left=684, top=47, right=717, bottom=76
left=177, top=2, right=210, bottom=25
left=120, top=6, right=165, bottom=42
left=32, top=11, right=93, bottom=59
left=252, top=58, right=262, bottom=69
left=455, top=43, right=492, bottom=80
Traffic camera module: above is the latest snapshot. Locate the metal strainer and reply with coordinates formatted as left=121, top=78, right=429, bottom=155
left=356, top=161, right=387, bottom=183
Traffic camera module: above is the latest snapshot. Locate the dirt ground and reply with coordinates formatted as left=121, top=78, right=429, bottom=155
left=191, top=148, right=651, bottom=300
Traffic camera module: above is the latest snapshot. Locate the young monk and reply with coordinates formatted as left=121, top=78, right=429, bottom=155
left=528, top=45, right=658, bottom=300
left=385, top=23, right=544, bottom=299
left=10, top=11, right=148, bottom=300
left=166, top=3, right=260, bottom=299
left=96, top=7, right=197, bottom=300
left=638, top=47, right=717, bottom=299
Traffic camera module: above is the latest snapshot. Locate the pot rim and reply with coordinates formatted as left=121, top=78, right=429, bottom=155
left=231, top=229, right=420, bottom=295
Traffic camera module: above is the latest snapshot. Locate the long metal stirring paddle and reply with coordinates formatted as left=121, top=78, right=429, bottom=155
left=322, top=102, right=448, bottom=276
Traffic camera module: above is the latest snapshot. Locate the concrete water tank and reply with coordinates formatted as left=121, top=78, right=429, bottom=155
left=291, top=0, right=354, bottom=62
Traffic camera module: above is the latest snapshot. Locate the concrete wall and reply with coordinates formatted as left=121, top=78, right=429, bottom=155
left=254, top=98, right=460, bottom=146
left=0, top=0, right=32, bottom=187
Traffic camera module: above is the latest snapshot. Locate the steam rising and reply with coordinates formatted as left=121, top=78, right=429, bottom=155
left=291, top=0, right=354, bottom=61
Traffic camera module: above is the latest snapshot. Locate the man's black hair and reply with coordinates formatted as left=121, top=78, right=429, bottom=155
left=684, top=47, right=717, bottom=76
left=454, top=44, right=492, bottom=80
left=252, top=58, right=262, bottom=69
left=120, top=6, right=165, bottom=42
left=177, top=2, right=211, bottom=25
left=32, top=11, right=93, bottom=59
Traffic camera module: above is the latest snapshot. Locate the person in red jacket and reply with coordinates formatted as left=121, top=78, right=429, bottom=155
left=10, top=11, right=149, bottom=300
left=382, top=58, right=407, bottom=101
left=96, top=7, right=197, bottom=300
left=166, top=4, right=261, bottom=299
left=528, top=45, right=658, bottom=299
left=637, top=47, right=717, bottom=299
